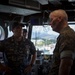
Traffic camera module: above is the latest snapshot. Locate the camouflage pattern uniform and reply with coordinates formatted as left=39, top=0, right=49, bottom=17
left=48, top=26, right=75, bottom=75
left=0, top=36, right=36, bottom=75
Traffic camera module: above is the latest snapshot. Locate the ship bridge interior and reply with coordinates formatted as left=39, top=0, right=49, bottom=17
left=0, top=0, right=75, bottom=75
left=0, top=0, right=75, bottom=39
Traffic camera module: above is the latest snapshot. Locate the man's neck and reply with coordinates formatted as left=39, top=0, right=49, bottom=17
left=14, top=36, right=23, bottom=41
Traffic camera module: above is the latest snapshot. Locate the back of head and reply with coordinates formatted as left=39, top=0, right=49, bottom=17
left=50, top=9, right=68, bottom=21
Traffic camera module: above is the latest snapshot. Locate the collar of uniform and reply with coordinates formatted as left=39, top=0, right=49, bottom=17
left=11, top=36, right=24, bottom=42
left=60, top=26, right=70, bottom=34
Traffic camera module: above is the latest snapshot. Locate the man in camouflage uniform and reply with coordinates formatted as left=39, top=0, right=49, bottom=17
left=0, top=21, right=36, bottom=75
left=48, top=9, right=75, bottom=75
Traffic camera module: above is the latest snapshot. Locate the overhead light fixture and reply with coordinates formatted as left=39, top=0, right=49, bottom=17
left=36, top=0, right=48, bottom=5
left=48, top=0, right=61, bottom=5
left=68, top=0, right=75, bottom=2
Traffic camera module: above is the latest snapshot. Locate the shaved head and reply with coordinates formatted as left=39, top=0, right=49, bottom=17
left=50, top=9, right=68, bottom=21
left=49, top=9, right=68, bottom=32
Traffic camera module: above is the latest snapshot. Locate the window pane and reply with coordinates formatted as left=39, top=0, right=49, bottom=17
left=31, top=25, right=59, bottom=55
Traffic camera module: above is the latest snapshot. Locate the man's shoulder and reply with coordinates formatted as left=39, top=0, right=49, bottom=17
left=2, top=36, right=13, bottom=43
left=0, top=37, right=13, bottom=45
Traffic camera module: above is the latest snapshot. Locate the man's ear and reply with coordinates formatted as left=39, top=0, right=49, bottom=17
left=58, top=16, right=62, bottom=22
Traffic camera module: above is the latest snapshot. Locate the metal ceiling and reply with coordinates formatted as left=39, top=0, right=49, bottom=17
left=0, top=4, right=40, bottom=16
left=0, top=0, right=75, bottom=22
